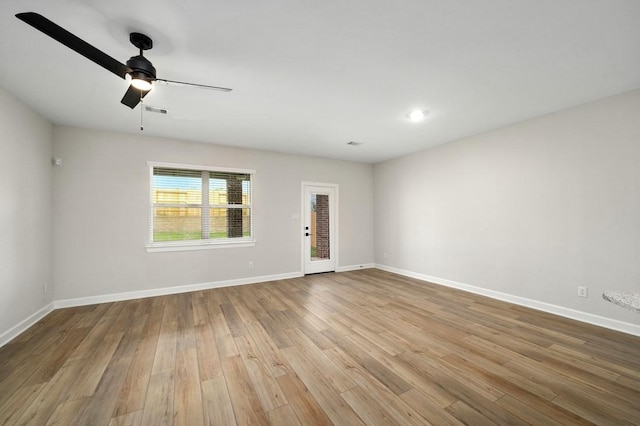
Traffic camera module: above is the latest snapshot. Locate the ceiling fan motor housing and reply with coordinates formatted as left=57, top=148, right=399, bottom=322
left=126, top=55, right=156, bottom=81
left=126, top=32, right=156, bottom=81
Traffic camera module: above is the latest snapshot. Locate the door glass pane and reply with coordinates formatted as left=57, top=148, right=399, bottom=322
left=310, top=193, right=330, bottom=261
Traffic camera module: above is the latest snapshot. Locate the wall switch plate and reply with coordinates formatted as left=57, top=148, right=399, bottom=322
left=577, top=286, right=588, bottom=298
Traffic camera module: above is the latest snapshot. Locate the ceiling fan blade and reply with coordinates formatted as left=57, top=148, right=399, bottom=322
left=16, top=12, right=128, bottom=79
left=155, top=78, right=232, bottom=92
left=120, top=85, right=150, bottom=109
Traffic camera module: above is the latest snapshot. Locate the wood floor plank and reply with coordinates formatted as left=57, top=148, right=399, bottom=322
left=281, top=345, right=365, bottom=425
left=324, top=346, right=428, bottom=426
left=398, top=352, right=528, bottom=425
left=285, top=327, right=356, bottom=393
left=0, top=269, right=639, bottom=424
left=175, top=294, right=197, bottom=354
left=201, top=376, right=237, bottom=426
left=341, top=385, right=401, bottom=425
left=173, top=348, right=204, bottom=426
left=243, top=320, right=291, bottom=378
left=1, top=326, right=89, bottom=396
left=151, top=301, right=178, bottom=375
left=220, top=303, right=247, bottom=338
left=45, top=397, right=87, bottom=425
left=445, top=399, right=495, bottom=425
left=265, top=404, right=301, bottom=425
left=324, top=329, right=412, bottom=396
left=234, top=335, right=288, bottom=411
left=552, top=341, right=640, bottom=380
left=257, top=315, right=296, bottom=350
left=194, top=323, right=223, bottom=381
left=65, top=331, right=124, bottom=400
left=495, top=394, right=578, bottom=426
left=71, top=355, right=133, bottom=425
left=276, top=373, right=333, bottom=426
left=541, top=356, right=640, bottom=412
left=399, top=388, right=462, bottom=426
left=14, top=359, right=85, bottom=425
left=67, top=304, right=124, bottom=362
left=0, top=383, right=45, bottom=425
left=442, top=352, right=557, bottom=401
left=211, top=312, right=240, bottom=358
left=191, top=294, right=211, bottom=327
left=109, top=409, right=143, bottom=426
left=112, top=307, right=162, bottom=417
left=140, top=371, right=174, bottom=426
left=221, top=354, right=269, bottom=425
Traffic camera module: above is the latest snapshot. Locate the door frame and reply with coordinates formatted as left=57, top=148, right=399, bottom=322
left=301, top=181, right=339, bottom=275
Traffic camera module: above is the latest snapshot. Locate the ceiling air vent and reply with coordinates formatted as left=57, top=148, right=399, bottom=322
left=144, top=105, right=169, bottom=114
left=347, top=141, right=363, bottom=146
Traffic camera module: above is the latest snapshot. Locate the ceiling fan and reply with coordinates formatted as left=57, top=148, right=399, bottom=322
left=15, top=12, right=232, bottom=109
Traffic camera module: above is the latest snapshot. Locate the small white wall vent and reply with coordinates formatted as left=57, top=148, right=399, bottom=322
left=144, top=105, right=169, bottom=114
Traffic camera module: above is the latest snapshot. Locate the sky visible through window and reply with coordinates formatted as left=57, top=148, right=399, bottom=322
left=153, top=175, right=201, bottom=190
left=153, top=176, right=250, bottom=194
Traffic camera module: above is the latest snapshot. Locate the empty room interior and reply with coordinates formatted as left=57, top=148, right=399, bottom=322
left=1, top=1, right=640, bottom=424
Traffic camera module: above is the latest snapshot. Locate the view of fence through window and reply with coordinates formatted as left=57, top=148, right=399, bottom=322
left=152, top=167, right=252, bottom=242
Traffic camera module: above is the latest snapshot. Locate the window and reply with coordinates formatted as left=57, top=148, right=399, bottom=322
left=147, top=162, right=254, bottom=251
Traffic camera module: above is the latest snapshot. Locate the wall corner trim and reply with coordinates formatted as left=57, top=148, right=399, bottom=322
left=375, top=264, right=640, bottom=337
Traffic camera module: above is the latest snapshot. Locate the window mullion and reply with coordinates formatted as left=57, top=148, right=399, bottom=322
left=202, top=171, right=210, bottom=239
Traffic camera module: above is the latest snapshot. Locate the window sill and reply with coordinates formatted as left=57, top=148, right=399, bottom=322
left=146, top=239, right=256, bottom=252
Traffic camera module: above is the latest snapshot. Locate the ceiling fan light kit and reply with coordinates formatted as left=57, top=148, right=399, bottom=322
left=15, top=12, right=232, bottom=111
left=125, top=33, right=156, bottom=92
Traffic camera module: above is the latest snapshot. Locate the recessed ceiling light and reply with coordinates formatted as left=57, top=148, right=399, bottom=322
left=408, top=110, right=427, bottom=122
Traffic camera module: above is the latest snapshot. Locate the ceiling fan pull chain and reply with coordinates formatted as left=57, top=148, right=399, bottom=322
left=140, top=94, right=144, bottom=131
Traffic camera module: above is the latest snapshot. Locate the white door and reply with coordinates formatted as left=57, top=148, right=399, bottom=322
left=303, top=184, right=337, bottom=274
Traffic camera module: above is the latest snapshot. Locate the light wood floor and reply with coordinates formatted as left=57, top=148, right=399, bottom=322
left=1, top=269, right=639, bottom=425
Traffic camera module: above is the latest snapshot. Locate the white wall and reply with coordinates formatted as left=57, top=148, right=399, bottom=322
left=374, top=89, right=640, bottom=328
left=52, top=126, right=374, bottom=301
left=0, top=87, right=53, bottom=341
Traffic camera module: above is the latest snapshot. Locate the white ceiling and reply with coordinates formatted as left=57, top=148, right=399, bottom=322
left=1, top=1, right=639, bottom=163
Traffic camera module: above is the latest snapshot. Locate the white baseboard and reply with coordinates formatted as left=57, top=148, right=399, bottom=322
left=0, top=302, right=55, bottom=348
left=54, top=271, right=304, bottom=309
left=6, top=265, right=636, bottom=350
left=376, top=264, right=640, bottom=337
left=336, top=263, right=375, bottom=273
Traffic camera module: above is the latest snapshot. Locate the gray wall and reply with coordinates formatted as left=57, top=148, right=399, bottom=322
left=52, top=126, right=374, bottom=300
left=0, top=87, right=53, bottom=339
left=3, top=83, right=639, bottom=340
left=374, top=89, right=640, bottom=326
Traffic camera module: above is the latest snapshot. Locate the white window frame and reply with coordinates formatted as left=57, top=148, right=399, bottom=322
left=146, top=161, right=255, bottom=252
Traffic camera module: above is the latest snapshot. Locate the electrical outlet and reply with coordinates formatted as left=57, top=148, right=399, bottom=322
left=248, top=261, right=254, bottom=269
left=577, top=286, right=588, bottom=298
left=43, top=282, right=47, bottom=293
left=383, top=252, right=388, bottom=259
